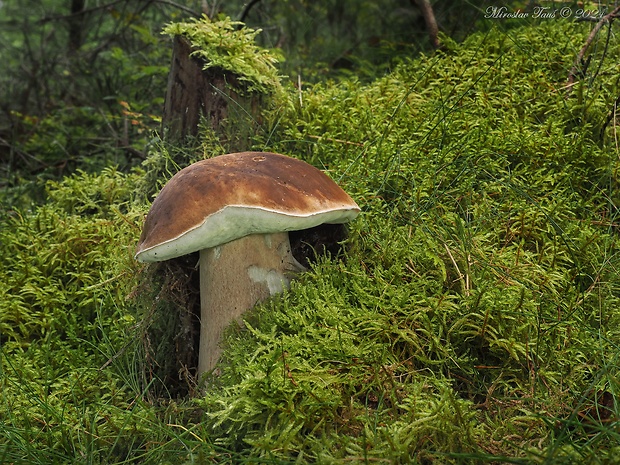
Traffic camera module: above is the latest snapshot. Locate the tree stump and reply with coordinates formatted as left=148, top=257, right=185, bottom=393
left=162, top=35, right=263, bottom=150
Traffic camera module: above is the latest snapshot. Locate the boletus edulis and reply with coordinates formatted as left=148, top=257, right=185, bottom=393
left=135, top=152, right=360, bottom=383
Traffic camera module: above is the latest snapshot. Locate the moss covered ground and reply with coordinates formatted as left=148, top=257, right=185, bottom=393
left=2, top=18, right=620, bottom=464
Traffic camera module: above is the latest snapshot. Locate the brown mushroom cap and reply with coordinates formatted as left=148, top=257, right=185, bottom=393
left=135, top=152, right=360, bottom=262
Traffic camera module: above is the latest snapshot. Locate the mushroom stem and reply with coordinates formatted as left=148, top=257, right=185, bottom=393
left=197, top=232, right=304, bottom=381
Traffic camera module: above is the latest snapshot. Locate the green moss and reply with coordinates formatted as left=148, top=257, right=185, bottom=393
left=3, top=17, right=620, bottom=464
left=205, top=19, right=620, bottom=462
left=162, top=15, right=284, bottom=95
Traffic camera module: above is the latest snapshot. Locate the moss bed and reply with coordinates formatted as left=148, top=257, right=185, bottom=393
left=2, top=18, right=620, bottom=464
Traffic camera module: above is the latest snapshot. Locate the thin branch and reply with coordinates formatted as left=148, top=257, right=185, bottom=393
left=600, top=93, right=620, bottom=139
left=589, top=16, right=613, bottom=85
left=153, top=0, right=201, bottom=17
left=566, top=5, right=620, bottom=96
left=411, top=0, right=440, bottom=49
left=307, top=134, right=364, bottom=147
left=443, top=242, right=469, bottom=296
left=38, top=0, right=128, bottom=23
left=239, top=0, right=262, bottom=23
left=39, top=0, right=200, bottom=24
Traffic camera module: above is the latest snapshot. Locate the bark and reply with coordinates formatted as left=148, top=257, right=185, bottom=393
left=162, top=35, right=262, bottom=149
left=68, top=0, right=86, bottom=54
left=411, top=0, right=440, bottom=49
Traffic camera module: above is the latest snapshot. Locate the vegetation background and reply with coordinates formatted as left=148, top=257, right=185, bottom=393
left=2, top=0, right=620, bottom=463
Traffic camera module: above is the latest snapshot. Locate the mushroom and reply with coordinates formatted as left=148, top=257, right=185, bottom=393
left=135, top=152, right=360, bottom=381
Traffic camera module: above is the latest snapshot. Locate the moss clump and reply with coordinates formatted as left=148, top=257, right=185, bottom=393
left=162, top=15, right=284, bottom=95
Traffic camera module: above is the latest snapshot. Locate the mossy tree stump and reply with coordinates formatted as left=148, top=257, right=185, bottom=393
left=161, top=17, right=283, bottom=150
left=162, top=36, right=261, bottom=149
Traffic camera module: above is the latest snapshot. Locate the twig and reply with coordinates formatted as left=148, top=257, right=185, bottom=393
left=600, top=93, right=620, bottom=139
left=411, top=0, right=440, bottom=49
left=238, top=0, right=262, bottom=23
left=566, top=5, right=620, bottom=96
left=307, top=135, right=364, bottom=147
left=443, top=242, right=469, bottom=296
left=153, top=0, right=201, bottom=17
left=167, top=424, right=205, bottom=442
left=123, top=146, right=147, bottom=160
left=39, top=0, right=200, bottom=23
left=38, top=0, right=128, bottom=23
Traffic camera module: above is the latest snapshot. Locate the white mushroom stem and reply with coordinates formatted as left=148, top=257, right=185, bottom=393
left=197, top=232, right=305, bottom=381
